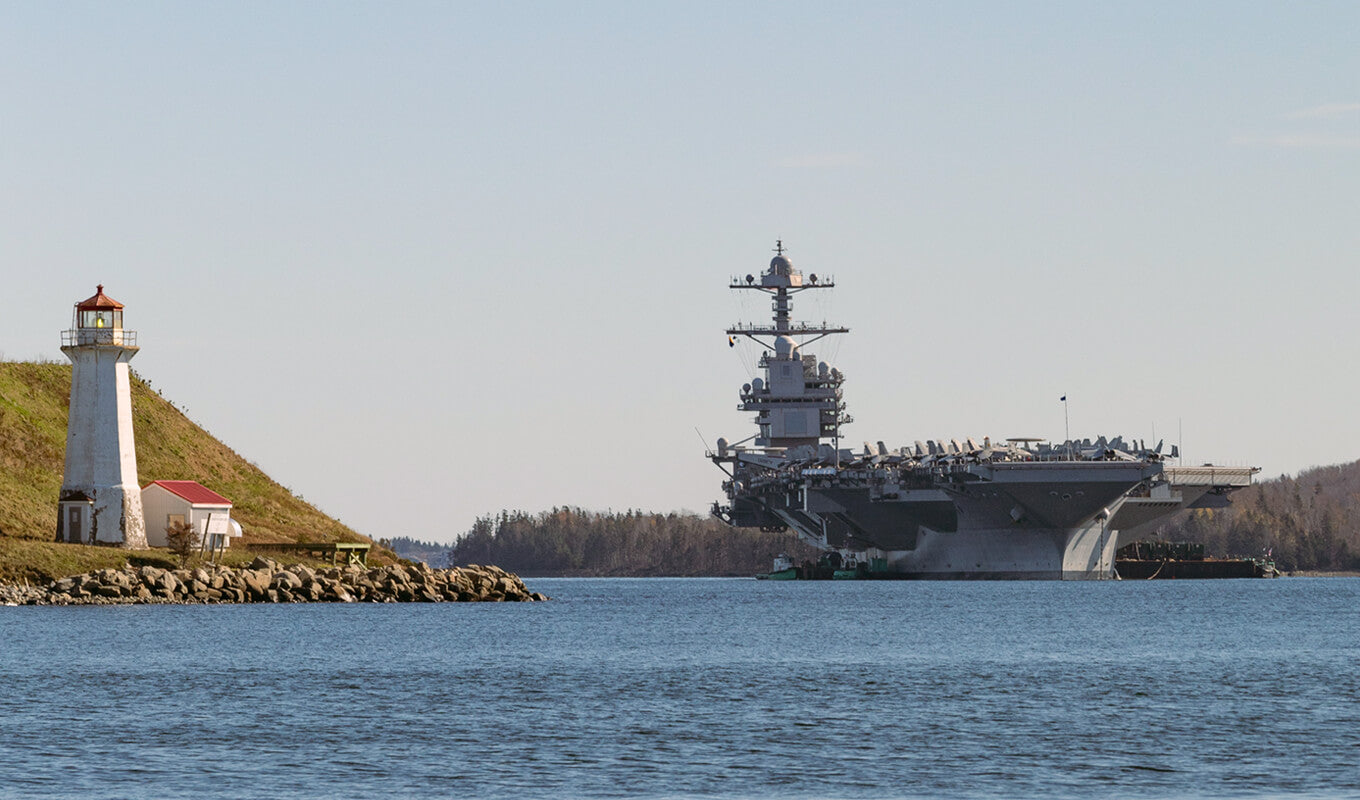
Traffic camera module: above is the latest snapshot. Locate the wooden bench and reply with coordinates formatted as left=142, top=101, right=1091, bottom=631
left=251, top=542, right=372, bottom=566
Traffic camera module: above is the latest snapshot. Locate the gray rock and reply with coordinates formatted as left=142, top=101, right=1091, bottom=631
left=241, top=570, right=271, bottom=598
left=246, top=556, right=274, bottom=571
left=271, top=571, right=303, bottom=591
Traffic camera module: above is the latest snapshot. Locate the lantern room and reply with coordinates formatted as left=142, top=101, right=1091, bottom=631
left=65, top=285, right=136, bottom=347
left=75, top=285, right=123, bottom=329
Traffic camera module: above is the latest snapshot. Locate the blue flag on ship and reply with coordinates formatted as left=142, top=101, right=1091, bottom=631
left=1060, top=395, right=1066, bottom=402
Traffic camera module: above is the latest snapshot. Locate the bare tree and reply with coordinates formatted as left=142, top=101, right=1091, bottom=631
left=165, top=519, right=198, bottom=568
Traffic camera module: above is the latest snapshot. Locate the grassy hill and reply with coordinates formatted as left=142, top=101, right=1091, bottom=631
left=0, top=361, right=381, bottom=582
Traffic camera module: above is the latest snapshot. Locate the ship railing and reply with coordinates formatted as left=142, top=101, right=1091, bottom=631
left=1163, top=465, right=1258, bottom=487
left=738, top=391, right=841, bottom=408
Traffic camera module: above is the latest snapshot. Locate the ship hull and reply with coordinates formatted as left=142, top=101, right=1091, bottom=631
left=772, top=512, right=1123, bottom=580
left=751, top=462, right=1154, bottom=580
left=879, top=518, right=1121, bottom=580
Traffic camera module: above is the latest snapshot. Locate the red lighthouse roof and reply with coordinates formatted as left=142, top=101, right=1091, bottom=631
left=76, top=285, right=124, bottom=311
left=143, top=480, right=232, bottom=505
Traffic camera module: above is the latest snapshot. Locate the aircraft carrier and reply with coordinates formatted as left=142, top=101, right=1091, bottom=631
left=710, top=243, right=1257, bottom=579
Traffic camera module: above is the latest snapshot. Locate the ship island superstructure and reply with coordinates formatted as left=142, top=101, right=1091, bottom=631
left=711, top=244, right=1257, bottom=579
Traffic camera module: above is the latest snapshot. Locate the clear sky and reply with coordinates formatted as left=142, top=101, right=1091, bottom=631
left=4, top=2, right=1358, bottom=544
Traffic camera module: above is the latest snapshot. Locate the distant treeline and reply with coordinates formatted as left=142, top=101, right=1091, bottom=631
left=384, top=537, right=449, bottom=566
left=448, top=508, right=819, bottom=577
left=1153, top=460, right=1360, bottom=572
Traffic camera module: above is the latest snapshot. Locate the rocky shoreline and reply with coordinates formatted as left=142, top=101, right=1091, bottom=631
left=0, top=558, right=546, bottom=606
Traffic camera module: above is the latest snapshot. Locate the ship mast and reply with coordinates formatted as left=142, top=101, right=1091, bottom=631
left=727, top=242, right=851, bottom=452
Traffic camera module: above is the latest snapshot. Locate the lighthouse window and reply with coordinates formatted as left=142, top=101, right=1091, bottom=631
left=78, top=310, right=120, bottom=329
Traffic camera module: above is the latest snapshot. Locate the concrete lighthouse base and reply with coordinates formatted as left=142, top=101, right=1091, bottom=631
left=58, top=484, right=147, bottom=548
left=99, top=484, right=147, bottom=548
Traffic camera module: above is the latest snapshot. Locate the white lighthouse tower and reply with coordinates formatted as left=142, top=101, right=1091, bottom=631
left=56, top=285, right=147, bottom=547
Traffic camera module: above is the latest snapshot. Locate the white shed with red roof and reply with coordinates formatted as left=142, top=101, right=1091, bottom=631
left=141, top=480, right=239, bottom=548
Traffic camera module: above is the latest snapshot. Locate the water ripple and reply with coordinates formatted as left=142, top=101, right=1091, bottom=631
left=2, top=578, right=1359, bottom=798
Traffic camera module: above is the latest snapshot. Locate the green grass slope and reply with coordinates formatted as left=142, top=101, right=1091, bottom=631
left=0, top=361, right=376, bottom=581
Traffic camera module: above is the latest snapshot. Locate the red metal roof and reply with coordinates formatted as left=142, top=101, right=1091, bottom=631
left=76, top=284, right=123, bottom=311
left=143, top=480, right=232, bottom=506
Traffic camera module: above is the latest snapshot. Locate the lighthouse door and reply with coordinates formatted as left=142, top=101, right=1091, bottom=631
left=66, top=506, right=83, bottom=543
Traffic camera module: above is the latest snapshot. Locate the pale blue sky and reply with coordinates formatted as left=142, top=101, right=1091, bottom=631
left=4, top=2, right=1358, bottom=542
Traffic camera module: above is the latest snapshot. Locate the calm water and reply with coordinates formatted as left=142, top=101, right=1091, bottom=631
left=2, top=578, right=1358, bottom=799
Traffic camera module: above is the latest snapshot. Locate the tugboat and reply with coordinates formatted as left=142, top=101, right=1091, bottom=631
left=756, top=553, right=799, bottom=581
left=711, top=242, right=1259, bottom=579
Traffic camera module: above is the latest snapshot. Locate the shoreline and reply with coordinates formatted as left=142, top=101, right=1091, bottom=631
left=1, top=557, right=546, bottom=606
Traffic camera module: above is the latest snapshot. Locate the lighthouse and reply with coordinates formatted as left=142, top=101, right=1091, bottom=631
left=56, top=285, right=147, bottom=547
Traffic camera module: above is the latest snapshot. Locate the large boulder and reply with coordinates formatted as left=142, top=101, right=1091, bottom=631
left=271, top=571, right=303, bottom=591
left=241, top=569, right=271, bottom=599
left=248, top=556, right=277, bottom=571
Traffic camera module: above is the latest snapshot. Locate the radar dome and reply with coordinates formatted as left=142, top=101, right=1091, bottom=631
left=774, top=335, right=799, bottom=358
left=769, top=255, right=793, bottom=275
